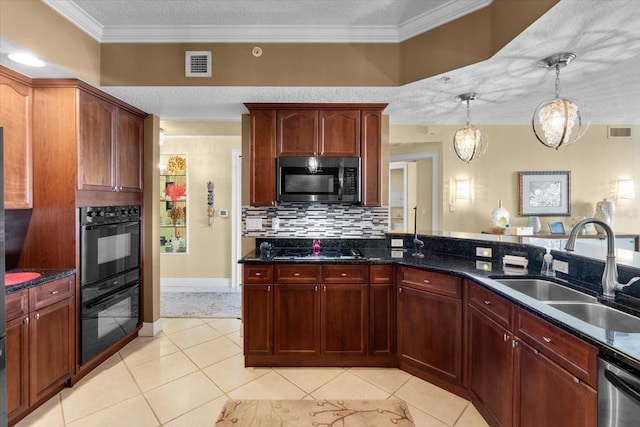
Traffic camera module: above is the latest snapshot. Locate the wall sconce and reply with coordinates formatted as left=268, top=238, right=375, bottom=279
left=452, top=93, right=486, bottom=163
left=531, top=52, right=589, bottom=149
left=617, top=179, right=635, bottom=200
left=455, top=179, right=471, bottom=200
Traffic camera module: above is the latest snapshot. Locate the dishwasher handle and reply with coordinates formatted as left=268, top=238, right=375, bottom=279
left=605, top=369, right=640, bottom=405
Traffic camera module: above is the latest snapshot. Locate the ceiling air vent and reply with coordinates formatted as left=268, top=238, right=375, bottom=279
left=185, top=51, right=211, bottom=77
left=607, top=126, right=632, bottom=139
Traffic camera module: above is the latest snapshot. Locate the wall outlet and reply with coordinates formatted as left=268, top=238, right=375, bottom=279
left=391, top=238, right=404, bottom=248
left=476, top=260, right=492, bottom=271
left=475, top=247, right=492, bottom=258
left=246, top=218, right=262, bottom=230
left=553, top=259, right=569, bottom=274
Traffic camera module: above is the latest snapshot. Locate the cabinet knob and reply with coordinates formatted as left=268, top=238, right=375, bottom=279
left=503, top=334, right=510, bottom=342
left=323, top=285, right=327, bottom=292
left=267, top=285, right=271, bottom=291
left=51, top=290, right=59, bottom=295
left=423, top=279, right=430, bottom=284
left=294, top=272, right=300, bottom=277
left=35, top=313, right=40, bottom=320
left=340, top=273, right=347, bottom=277
left=24, top=317, right=29, bottom=325
left=254, top=272, right=261, bottom=276
left=542, top=336, right=552, bottom=343
left=483, top=300, right=491, bottom=305
left=512, top=340, right=518, bottom=348
left=315, top=285, right=318, bottom=292
left=399, top=288, right=403, bottom=293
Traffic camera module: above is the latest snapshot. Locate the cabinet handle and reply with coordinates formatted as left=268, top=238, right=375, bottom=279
left=399, top=288, right=403, bottom=293
left=423, top=279, right=430, bottom=284
left=483, top=300, right=491, bottom=305
left=315, top=285, right=318, bottom=292
left=542, top=336, right=552, bottom=343
left=512, top=340, right=518, bottom=348
left=340, top=273, right=347, bottom=277
left=254, top=272, right=261, bottom=276
left=323, top=285, right=327, bottom=292
left=294, top=272, right=300, bottom=277
left=35, top=313, right=40, bottom=320
left=534, top=349, right=540, bottom=355
left=503, top=334, right=510, bottom=342
left=51, top=290, right=59, bottom=295
left=573, top=377, right=580, bottom=384
left=24, top=317, right=29, bottom=325
left=267, top=285, right=271, bottom=291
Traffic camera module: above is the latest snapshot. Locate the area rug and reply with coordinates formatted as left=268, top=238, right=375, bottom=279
left=160, top=292, right=241, bottom=318
left=215, top=399, right=415, bottom=426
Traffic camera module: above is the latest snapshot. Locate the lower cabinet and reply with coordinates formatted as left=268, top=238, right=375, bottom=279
left=242, top=265, right=274, bottom=356
left=6, top=275, right=76, bottom=425
left=369, top=265, right=395, bottom=356
left=274, top=283, right=321, bottom=355
left=396, top=267, right=463, bottom=392
left=466, top=280, right=597, bottom=427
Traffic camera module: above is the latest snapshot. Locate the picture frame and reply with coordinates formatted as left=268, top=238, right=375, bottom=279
left=548, top=221, right=566, bottom=234
left=518, top=171, right=571, bottom=216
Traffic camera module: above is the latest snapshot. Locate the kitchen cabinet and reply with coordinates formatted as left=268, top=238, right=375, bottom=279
left=276, top=109, right=360, bottom=157
left=466, top=280, right=598, bottom=427
left=79, top=89, right=143, bottom=193
left=369, top=265, right=395, bottom=356
left=243, top=265, right=274, bottom=356
left=245, top=103, right=386, bottom=207
left=6, top=275, right=76, bottom=425
left=0, top=66, right=33, bottom=209
left=396, top=267, right=463, bottom=392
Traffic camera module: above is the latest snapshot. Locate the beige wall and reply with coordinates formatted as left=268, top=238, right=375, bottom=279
left=160, top=134, right=241, bottom=280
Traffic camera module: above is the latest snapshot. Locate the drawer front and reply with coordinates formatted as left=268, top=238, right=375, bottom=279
left=275, top=264, right=321, bottom=283
left=5, top=290, right=29, bottom=321
left=244, top=265, right=274, bottom=284
left=515, top=308, right=598, bottom=387
left=30, top=275, right=75, bottom=311
left=397, top=267, right=461, bottom=298
left=468, top=282, right=513, bottom=330
left=370, top=265, right=394, bottom=284
left=322, top=264, right=368, bottom=284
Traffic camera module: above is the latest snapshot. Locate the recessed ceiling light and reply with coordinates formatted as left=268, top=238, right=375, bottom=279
left=8, top=52, right=46, bottom=67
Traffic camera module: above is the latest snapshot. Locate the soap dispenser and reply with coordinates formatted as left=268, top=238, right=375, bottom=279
left=540, top=250, right=555, bottom=277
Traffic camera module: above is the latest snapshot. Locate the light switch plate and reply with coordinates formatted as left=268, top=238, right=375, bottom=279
left=476, top=260, right=492, bottom=271
left=246, top=218, right=262, bottom=230
left=553, top=260, right=569, bottom=274
left=391, top=249, right=404, bottom=258
left=391, top=238, right=404, bottom=248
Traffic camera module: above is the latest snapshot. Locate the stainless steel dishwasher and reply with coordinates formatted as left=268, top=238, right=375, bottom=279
left=598, top=357, right=640, bottom=426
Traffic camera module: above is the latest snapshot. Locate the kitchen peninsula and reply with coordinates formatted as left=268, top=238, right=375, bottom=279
left=240, top=231, right=640, bottom=427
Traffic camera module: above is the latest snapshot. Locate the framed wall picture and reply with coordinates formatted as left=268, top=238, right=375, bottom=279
left=518, top=171, right=571, bottom=216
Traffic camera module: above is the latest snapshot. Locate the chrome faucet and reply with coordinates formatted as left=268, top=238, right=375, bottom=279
left=565, top=217, right=640, bottom=299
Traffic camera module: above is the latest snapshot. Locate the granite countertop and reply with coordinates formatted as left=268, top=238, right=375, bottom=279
left=5, top=268, right=76, bottom=295
left=240, top=247, right=640, bottom=372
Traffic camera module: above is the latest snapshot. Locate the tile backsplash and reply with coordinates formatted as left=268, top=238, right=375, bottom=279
left=242, top=203, right=389, bottom=238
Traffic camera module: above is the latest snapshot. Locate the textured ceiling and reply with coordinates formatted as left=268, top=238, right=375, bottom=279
left=2, top=0, right=640, bottom=125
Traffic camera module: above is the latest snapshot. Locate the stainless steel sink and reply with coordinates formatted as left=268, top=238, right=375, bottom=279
left=547, top=303, right=640, bottom=332
left=493, top=278, right=597, bottom=303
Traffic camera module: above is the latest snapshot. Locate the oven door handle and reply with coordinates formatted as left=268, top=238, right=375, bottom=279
left=85, top=284, right=137, bottom=309
left=605, top=369, right=640, bottom=405
left=83, top=221, right=140, bottom=231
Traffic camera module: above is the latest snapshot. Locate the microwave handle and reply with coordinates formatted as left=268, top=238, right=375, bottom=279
left=338, top=162, right=344, bottom=200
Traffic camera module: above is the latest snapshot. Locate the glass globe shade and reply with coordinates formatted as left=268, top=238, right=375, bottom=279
left=532, top=97, right=587, bottom=149
left=453, top=125, right=485, bottom=163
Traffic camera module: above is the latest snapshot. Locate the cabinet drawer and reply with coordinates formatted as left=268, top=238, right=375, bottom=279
left=370, top=265, right=394, bottom=284
left=275, top=264, right=321, bottom=283
left=515, top=308, right=598, bottom=387
left=468, top=282, right=513, bottom=329
left=322, top=265, right=368, bottom=284
left=397, top=267, right=461, bottom=298
left=29, top=276, right=75, bottom=311
left=244, top=265, right=274, bottom=284
left=5, top=290, right=29, bottom=322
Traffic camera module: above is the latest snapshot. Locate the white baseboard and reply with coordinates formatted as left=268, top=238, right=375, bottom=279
left=139, top=319, right=163, bottom=337
left=161, top=277, right=236, bottom=292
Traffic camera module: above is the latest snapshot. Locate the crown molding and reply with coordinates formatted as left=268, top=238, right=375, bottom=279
left=43, top=0, right=103, bottom=41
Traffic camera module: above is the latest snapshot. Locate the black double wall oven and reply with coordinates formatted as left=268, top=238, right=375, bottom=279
left=80, top=206, right=141, bottom=365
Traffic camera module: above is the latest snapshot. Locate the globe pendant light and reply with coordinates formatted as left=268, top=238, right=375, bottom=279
left=453, top=93, right=486, bottom=163
left=305, top=156, right=322, bottom=174
left=532, top=52, right=589, bottom=149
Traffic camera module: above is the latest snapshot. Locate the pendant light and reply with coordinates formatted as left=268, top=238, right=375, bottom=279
left=531, top=52, right=589, bottom=149
left=452, top=93, right=486, bottom=163
left=305, top=156, right=322, bottom=174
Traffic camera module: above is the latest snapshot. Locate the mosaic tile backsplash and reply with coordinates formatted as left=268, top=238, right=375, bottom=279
left=242, top=203, right=389, bottom=238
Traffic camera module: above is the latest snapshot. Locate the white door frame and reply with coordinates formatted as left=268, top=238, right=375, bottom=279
left=389, top=162, right=408, bottom=231
left=231, top=149, right=242, bottom=288
left=389, top=151, right=440, bottom=231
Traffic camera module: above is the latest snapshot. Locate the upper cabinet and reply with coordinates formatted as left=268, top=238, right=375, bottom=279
left=0, top=67, right=33, bottom=209
left=276, top=109, right=361, bottom=157
left=246, top=103, right=386, bottom=207
left=78, top=90, right=143, bottom=193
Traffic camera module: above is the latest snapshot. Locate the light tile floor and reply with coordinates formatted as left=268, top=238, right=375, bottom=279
left=16, top=318, right=489, bottom=427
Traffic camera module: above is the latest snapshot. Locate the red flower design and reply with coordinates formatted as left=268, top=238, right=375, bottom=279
left=165, top=183, right=186, bottom=201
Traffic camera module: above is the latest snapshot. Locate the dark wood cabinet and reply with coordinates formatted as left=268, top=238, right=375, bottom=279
left=369, top=265, right=395, bottom=356
left=361, top=109, right=383, bottom=206
left=249, top=109, right=277, bottom=206
left=513, top=339, right=597, bottom=427
left=274, top=283, right=321, bottom=355
left=243, top=265, right=274, bottom=356
left=319, top=110, right=360, bottom=156
left=6, top=275, right=75, bottom=426
left=321, top=283, right=367, bottom=356
left=396, top=267, right=463, bottom=392
left=276, top=109, right=318, bottom=156
left=0, top=66, right=33, bottom=209
left=79, top=89, right=143, bottom=193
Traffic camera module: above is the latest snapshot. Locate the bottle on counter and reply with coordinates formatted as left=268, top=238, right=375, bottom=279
left=540, top=250, right=556, bottom=277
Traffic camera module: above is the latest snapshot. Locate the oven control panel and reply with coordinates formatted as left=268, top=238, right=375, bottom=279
left=81, top=205, right=141, bottom=225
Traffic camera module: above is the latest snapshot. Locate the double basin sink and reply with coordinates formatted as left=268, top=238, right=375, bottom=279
left=493, top=278, right=640, bottom=333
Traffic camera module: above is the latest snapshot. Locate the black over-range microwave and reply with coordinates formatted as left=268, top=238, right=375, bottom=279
left=276, top=156, right=361, bottom=203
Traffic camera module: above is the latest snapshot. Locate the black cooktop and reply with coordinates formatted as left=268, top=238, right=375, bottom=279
left=273, top=247, right=363, bottom=260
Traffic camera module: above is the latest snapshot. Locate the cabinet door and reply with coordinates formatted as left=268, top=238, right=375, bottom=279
left=321, top=284, right=367, bottom=356
left=78, top=90, right=116, bottom=191
left=276, top=109, right=318, bottom=156
left=116, top=108, right=144, bottom=192
left=274, top=284, right=320, bottom=355
left=467, top=306, right=514, bottom=427
left=397, top=285, right=463, bottom=384
left=318, top=110, right=360, bottom=156
left=249, top=109, right=277, bottom=206
left=29, top=298, right=74, bottom=404
left=0, top=71, right=33, bottom=208
left=6, top=316, right=29, bottom=422
left=369, top=265, right=394, bottom=355
left=514, top=339, right=597, bottom=427
left=360, top=109, right=382, bottom=207
left=243, top=284, right=273, bottom=355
